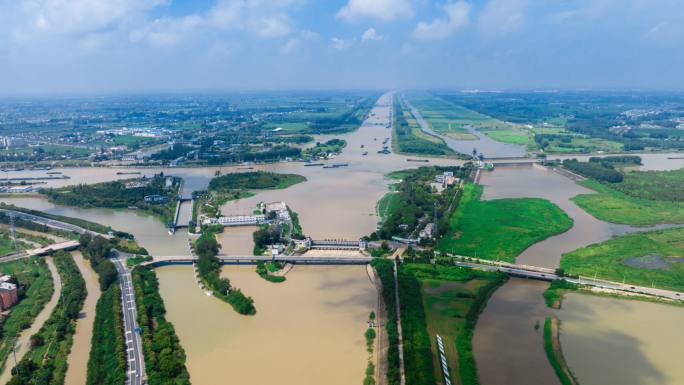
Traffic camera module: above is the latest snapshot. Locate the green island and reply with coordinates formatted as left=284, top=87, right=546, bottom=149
left=570, top=162, right=684, bottom=225
left=560, top=227, right=684, bottom=292
left=302, top=139, right=346, bottom=160
left=81, top=234, right=127, bottom=385
left=132, top=267, right=191, bottom=385
left=194, top=232, right=256, bottom=315
left=208, top=171, right=306, bottom=192
left=437, top=184, right=573, bottom=262
left=398, top=262, right=506, bottom=385
left=40, top=173, right=181, bottom=224
left=363, top=312, right=377, bottom=385
left=0, top=257, right=54, bottom=373
left=7, top=251, right=86, bottom=385
left=392, top=96, right=456, bottom=157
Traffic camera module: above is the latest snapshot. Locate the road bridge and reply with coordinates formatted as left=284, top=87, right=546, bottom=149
left=0, top=208, right=93, bottom=235
left=143, top=254, right=373, bottom=267
left=453, top=259, right=684, bottom=301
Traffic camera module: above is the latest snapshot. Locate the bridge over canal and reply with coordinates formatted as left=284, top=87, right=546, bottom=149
left=143, top=254, right=373, bottom=267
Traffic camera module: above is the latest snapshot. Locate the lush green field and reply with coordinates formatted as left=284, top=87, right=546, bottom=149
left=393, top=97, right=456, bottom=157
left=437, top=184, right=573, bottom=262
left=8, top=252, right=86, bottom=385
left=208, top=171, right=306, bottom=192
left=0, top=257, right=54, bottom=373
left=402, top=263, right=505, bottom=385
left=405, top=93, right=535, bottom=147
left=376, top=192, right=400, bottom=223
left=612, top=168, right=684, bottom=201
left=560, top=227, right=684, bottom=292
left=572, top=179, right=684, bottom=225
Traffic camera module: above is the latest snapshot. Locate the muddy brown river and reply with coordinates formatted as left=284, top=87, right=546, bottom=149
left=2, top=93, right=684, bottom=385
left=157, top=265, right=376, bottom=385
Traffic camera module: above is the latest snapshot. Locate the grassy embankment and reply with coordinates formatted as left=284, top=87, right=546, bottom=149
left=370, top=259, right=401, bottom=385
left=392, top=96, right=457, bottom=157
left=81, top=234, right=126, bottom=385
left=543, top=317, right=579, bottom=385
left=0, top=203, right=111, bottom=235
left=0, top=258, right=54, bottom=373
left=437, top=184, right=573, bottom=262
left=400, top=263, right=506, bottom=385
left=573, top=173, right=684, bottom=226
left=132, top=267, right=191, bottom=384
left=194, top=232, right=256, bottom=315
left=405, top=93, right=535, bottom=148
left=7, top=251, right=86, bottom=385
left=255, top=261, right=286, bottom=283
left=40, top=173, right=180, bottom=225
left=560, top=227, right=684, bottom=292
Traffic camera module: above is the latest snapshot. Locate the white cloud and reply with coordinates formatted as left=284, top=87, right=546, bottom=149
left=413, top=1, right=470, bottom=41
left=337, top=0, right=412, bottom=22
left=478, top=0, right=528, bottom=38
left=361, top=28, right=383, bottom=42
left=280, top=29, right=319, bottom=54
left=330, top=37, right=353, bottom=51
left=130, top=15, right=204, bottom=47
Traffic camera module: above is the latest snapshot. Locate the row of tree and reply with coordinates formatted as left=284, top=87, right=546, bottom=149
left=562, top=159, right=624, bottom=183
left=195, top=232, right=256, bottom=315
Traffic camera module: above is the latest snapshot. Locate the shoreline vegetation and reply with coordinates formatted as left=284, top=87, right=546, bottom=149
left=81, top=234, right=127, bottom=385
left=7, top=251, right=86, bottom=385
left=543, top=317, right=579, bottom=385
left=565, top=157, right=684, bottom=225
left=40, top=173, right=181, bottom=225
left=392, top=95, right=457, bottom=158
left=560, top=227, right=684, bottom=292
left=400, top=262, right=506, bottom=385
left=370, top=259, right=401, bottom=385
left=194, top=231, right=256, bottom=315
left=0, top=257, right=54, bottom=375
left=437, top=184, right=573, bottom=262
left=132, top=267, right=191, bottom=385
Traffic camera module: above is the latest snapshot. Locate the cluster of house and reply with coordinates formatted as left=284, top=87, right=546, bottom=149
left=0, top=275, right=18, bottom=311
left=203, top=201, right=291, bottom=227
left=430, top=171, right=461, bottom=193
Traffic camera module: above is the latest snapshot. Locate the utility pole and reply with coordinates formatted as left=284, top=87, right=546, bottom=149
left=11, top=338, right=19, bottom=376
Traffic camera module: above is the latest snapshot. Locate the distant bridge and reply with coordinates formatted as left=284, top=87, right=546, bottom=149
left=452, top=258, right=684, bottom=301
left=143, top=254, right=372, bottom=267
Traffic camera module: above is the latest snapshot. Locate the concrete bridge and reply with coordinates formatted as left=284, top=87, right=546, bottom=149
left=143, top=254, right=373, bottom=267
left=309, top=239, right=367, bottom=250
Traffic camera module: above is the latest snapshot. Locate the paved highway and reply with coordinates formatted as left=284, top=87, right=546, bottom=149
left=113, top=256, right=146, bottom=385
left=146, top=254, right=373, bottom=266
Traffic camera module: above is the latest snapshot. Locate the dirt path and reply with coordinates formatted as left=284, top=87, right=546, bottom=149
left=550, top=317, right=579, bottom=385
left=64, top=251, right=101, bottom=385
left=0, top=257, right=62, bottom=385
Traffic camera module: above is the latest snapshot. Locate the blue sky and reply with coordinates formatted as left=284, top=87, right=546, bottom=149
left=0, top=0, right=683, bottom=94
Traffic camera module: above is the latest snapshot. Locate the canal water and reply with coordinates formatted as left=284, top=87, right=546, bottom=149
left=1, top=92, right=684, bottom=385
left=557, top=293, right=684, bottom=385
left=156, top=265, right=375, bottom=385
left=64, top=251, right=101, bottom=385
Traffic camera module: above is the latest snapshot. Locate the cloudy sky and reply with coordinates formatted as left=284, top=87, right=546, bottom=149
left=1, top=0, right=683, bottom=94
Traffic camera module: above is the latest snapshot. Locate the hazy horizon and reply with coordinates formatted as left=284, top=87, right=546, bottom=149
left=2, top=0, right=684, bottom=94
